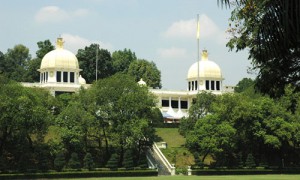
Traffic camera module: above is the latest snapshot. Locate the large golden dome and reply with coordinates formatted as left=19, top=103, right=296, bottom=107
left=187, top=50, right=222, bottom=80
left=40, top=38, right=79, bottom=70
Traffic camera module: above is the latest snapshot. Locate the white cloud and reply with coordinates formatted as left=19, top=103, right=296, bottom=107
left=163, top=14, right=226, bottom=44
left=61, top=33, right=114, bottom=53
left=35, top=6, right=89, bottom=23
left=157, top=47, right=187, bottom=59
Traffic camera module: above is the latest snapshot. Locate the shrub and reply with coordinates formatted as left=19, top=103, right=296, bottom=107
left=106, top=154, right=119, bottom=170
left=68, top=153, right=81, bottom=170
left=123, top=150, right=134, bottom=170
left=54, top=152, right=66, bottom=172
left=245, top=153, right=256, bottom=168
left=84, top=153, right=95, bottom=171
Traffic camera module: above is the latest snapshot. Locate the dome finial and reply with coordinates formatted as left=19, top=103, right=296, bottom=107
left=56, top=37, right=64, bottom=49
left=201, top=49, right=208, bottom=61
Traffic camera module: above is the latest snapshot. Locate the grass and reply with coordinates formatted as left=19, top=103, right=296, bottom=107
left=155, top=128, right=194, bottom=168
left=56, top=175, right=300, bottom=180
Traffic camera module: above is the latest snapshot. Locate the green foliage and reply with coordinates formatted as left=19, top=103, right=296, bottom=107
left=112, top=48, right=137, bottom=73
left=223, top=0, right=300, bottom=97
left=106, top=154, right=119, bottom=170
left=138, top=152, right=148, bottom=168
left=127, top=59, right=162, bottom=89
left=54, top=152, right=66, bottom=172
left=245, top=154, right=256, bottom=168
left=123, top=150, right=134, bottom=169
left=1, top=44, right=31, bottom=81
left=84, top=153, right=95, bottom=170
left=193, top=152, right=204, bottom=168
left=234, top=78, right=254, bottom=93
left=77, top=44, right=113, bottom=83
left=68, top=153, right=81, bottom=170
left=179, top=91, right=217, bottom=136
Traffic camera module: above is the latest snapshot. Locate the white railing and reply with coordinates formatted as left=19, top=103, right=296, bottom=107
left=152, top=143, right=175, bottom=175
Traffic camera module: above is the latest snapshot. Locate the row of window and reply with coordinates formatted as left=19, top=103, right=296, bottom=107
left=40, top=71, right=76, bottom=83
left=188, top=80, right=221, bottom=91
left=161, top=100, right=188, bottom=109
left=56, top=71, right=75, bottom=83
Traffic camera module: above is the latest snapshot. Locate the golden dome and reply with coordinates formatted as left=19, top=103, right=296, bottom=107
left=40, top=38, right=79, bottom=70
left=187, top=50, right=222, bottom=79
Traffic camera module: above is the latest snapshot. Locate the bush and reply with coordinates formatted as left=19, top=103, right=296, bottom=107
left=54, top=152, right=66, bottom=172
left=123, top=150, right=134, bottom=170
left=245, top=153, right=256, bottom=168
left=106, top=154, right=119, bottom=170
left=84, top=153, right=95, bottom=171
left=138, top=152, right=148, bottom=168
left=68, top=153, right=81, bottom=170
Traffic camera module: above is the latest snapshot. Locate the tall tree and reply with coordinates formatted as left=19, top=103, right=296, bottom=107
left=234, top=78, right=254, bottom=93
left=77, top=44, right=113, bottom=83
left=3, top=44, right=31, bottom=81
left=26, top=40, right=54, bottom=82
left=112, top=49, right=137, bottom=73
left=220, top=0, right=300, bottom=97
left=127, top=59, right=162, bottom=89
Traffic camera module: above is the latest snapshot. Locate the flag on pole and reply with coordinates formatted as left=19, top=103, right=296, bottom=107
left=196, top=14, right=200, bottom=39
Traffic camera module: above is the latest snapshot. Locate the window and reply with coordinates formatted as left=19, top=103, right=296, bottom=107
left=192, top=81, right=194, bottom=90
left=70, top=72, right=75, bottom=83
left=45, top=72, right=48, bottom=82
left=63, top=72, right=68, bottom=82
left=181, top=101, right=188, bottom=109
left=206, top=80, right=209, bottom=90
left=211, top=81, right=215, bottom=90
left=188, top=82, right=191, bottom=91
left=162, top=100, right=169, bottom=107
left=195, top=81, right=198, bottom=90
left=216, top=81, right=220, bottom=90
left=171, top=100, right=178, bottom=108
left=57, top=71, right=61, bottom=82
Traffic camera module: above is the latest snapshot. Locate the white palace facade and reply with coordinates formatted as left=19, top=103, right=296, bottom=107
left=23, top=37, right=234, bottom=123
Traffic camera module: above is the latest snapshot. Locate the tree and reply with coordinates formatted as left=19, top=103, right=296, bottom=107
left=83, top=153, right=95, bottom=170
left=68, top=152, right=81, bottom=170
left=26, top=40, right=54, bottom=82
left=127, top=59, right=162, bottom=89
left=90, top=73, right=156, bottom=163
left=77, top=44, right=113, bottom=83
left=186, top=114, right=236, bottom=162
left=106, top=153, right=119, bottom=170
left=122, top=149, right=134, bottom=169
left=0, top=76, right=54, bottom=170
left=54, top=151, right=66, bottom=172
left=234, top=78, right=254, bottom=93
left=3, top=44, right=31, bottom=81
left=220, top=0, right=300, bottom=97
left=179, top=91, right=217, bottom=136
left=112, top=48, right=137, bottom=73
left=245, top=153, right=256, bottom=168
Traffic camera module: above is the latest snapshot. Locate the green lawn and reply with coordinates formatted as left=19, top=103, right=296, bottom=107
left=57, top=175, right=300, bottom=180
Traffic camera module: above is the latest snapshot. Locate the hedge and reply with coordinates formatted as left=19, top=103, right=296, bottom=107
left=192, top=168, right=300, bottom=175
left=0, top=169, right=158, bottom=179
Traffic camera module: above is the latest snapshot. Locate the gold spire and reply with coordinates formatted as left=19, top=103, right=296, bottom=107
left=201, top=50, right=208, bottom=61
left=56, top=37, right=64, bottom=49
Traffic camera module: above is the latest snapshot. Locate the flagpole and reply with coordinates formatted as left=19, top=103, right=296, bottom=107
left=197, top=14, right=200, bottom=92
left=96, top=44, right=99, bottom=81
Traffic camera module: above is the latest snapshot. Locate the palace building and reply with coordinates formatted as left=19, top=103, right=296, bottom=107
left=23, top=37, right=234, bottom=122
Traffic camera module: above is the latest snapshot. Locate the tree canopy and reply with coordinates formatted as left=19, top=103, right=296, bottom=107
left=220, top=0, right=300, bottom=97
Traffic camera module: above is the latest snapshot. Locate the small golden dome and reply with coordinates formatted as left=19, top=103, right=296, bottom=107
left=40, top=38, right=79, bottom=70
left=187, top=50, right=222, bottom=79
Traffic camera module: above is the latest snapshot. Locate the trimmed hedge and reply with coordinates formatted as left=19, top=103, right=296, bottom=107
left=192, top=168, right=300, bottom=175
left=0, top=169, right=158, bottom=179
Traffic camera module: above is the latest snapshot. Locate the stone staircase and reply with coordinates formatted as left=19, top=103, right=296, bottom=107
left=147, top=143, right=175, bottom=176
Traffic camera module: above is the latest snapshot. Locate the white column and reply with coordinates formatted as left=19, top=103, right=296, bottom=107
left=68, top=72, right=70, bottom=83
left=169, top=97, right=172, bottom=108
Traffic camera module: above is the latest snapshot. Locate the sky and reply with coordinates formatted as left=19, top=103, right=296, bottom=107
left=0, top=0, right=255, bottom=90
